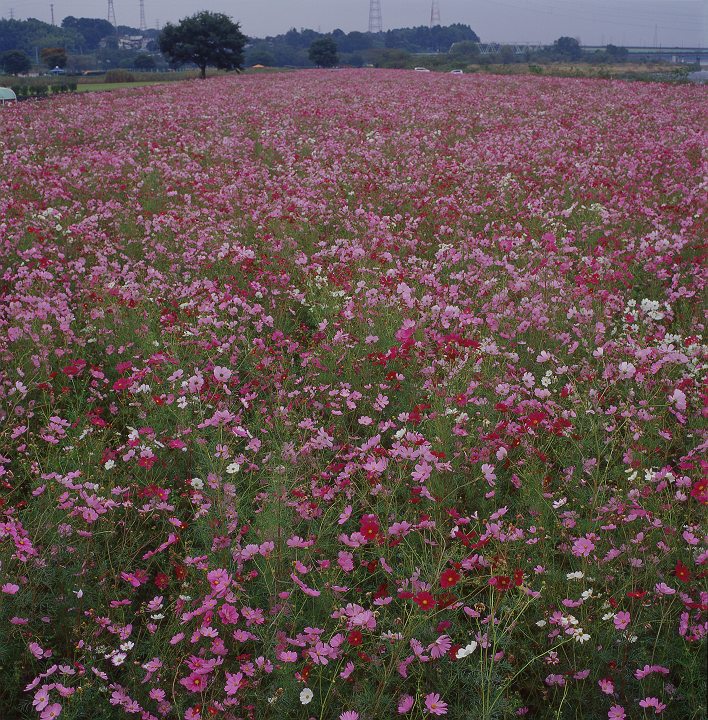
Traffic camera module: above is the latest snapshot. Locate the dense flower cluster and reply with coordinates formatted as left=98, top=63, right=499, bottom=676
left=0, top=70, right=706, bottom=719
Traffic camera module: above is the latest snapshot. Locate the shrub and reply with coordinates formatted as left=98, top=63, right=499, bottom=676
left=105, top=69, right=135, bottom=83
left=29, top=84, right=49, bottom=97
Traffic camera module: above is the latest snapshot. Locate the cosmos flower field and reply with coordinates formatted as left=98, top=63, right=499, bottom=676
left=0, top=70, right=706, bottom=720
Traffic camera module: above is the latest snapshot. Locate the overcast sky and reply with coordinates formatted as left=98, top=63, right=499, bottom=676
left=5, top=0, right=707, bottom=46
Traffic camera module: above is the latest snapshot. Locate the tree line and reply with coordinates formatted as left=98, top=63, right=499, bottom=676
left=1, top=12, right=633, bottom=78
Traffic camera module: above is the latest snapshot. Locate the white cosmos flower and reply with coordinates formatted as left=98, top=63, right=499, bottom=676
left=456, top=640, right=479, bottom=658
left=572, top=629, right=590, bottom=643
left=300, top=688, right=314, bottom=705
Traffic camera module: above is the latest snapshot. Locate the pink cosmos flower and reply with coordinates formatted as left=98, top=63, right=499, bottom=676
left=425, top=693, right=448, bottom=715
left=608, top=706, right=626, bottom=720
left=669, top=388, right=686, bottom=411
left=635, top=665, right=669, bottom=680
left=572, top=537, right=595, bottom=557
left=429, top=634, right=452, bottom=659
left=213, top=366, right=232, bottom=382
left=224, top=671, right=243, bottom=696
left=28, top=642, right=52, bottom=659
left=398, top=694, right=414, bottom=714
left=40, top=704, right=62, bottom=720
left=639, top=697, right=667, bottom=713
left=338, top=551, right=355, bottom=572
left=218, top=603, right=239, bottom=625
left=599, top=678, right=615, bottom=694
left=545, top=674, right=566, bottom=686
left=33, top=686, right=51, bottom=711
left=340, top=712, right=359, bottom=720
left=1, top=583, right=19, bottom=594
left=179, top=672, right=209, bottom=693
left=613, top=611, right=630, bottom=630
left=206, top=568, right=230, bottom=594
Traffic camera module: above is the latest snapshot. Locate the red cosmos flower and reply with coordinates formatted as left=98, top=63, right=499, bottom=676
left=413, top=591, right=436, bottom=611
left=347, top=630, right=363, bottom=646
left=154, top=572, right=169, bottom=590
left=440, top=568, right=460, bottom=589
left=173, top=564, right=188, bottom=581
left=373, top=582, right=388, bottom=600
left=690, top=479, right=707, bottom=504
left=112, top=377, right=132, bottom=391
left=437, top=593, right=457, bottom=609
left=674, top=560, right=691, bottom=583
left=489, top=575, right=512, bottom=592
left=359, top=514, right=380, bottom=540
left=513, top=569, right=524, bottom=586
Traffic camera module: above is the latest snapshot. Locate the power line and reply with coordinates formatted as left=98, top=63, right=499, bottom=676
left=139, top=0, right=146, bottom=31
left=527, top=0, right=702, bottom=21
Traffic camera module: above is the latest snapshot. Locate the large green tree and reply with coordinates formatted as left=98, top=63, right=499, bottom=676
left=1, top=49, right=31, bottom=75
left=309, top=37, right=338, bottom=68
left=40, top=47, right=68, bottom=69
left=133, top=53, right=157, bottom=71
left=552, top=36, right=582, bottom=60
left=159, top=11, right=246, bottom=79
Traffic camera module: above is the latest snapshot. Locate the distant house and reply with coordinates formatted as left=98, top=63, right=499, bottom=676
left=118, top=35, right=150, bottom=51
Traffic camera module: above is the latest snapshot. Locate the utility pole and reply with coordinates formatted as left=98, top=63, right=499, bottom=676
left=368, top=0, right=382, bottom=34
left=430, top=0, right=441, bottom=28
left=50, top=3, right=55, bottom=25
left=139, top=0, right=146, bottom=32
left=9, top=7, right=14, bottom=19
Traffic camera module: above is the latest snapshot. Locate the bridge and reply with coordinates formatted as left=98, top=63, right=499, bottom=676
left=582, top=46, right=708, bottom=64
left=451, top=41, right=707, bottom=62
